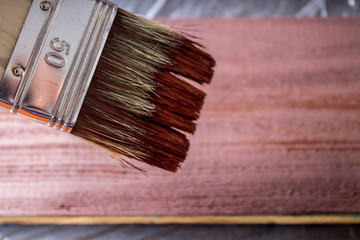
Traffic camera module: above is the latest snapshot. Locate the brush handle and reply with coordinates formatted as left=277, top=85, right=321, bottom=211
left=0, top=0, right=31, bottom=78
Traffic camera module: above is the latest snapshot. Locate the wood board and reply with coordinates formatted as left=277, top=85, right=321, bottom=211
left=0, top=18, right=360, bottom=224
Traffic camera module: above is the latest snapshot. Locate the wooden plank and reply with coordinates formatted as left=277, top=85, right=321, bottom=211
left=0, top=18, right=360, bottom=222
left=1, top=216, right=360, bottom=225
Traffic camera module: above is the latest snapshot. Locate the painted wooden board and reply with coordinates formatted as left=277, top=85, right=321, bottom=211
left=0, top=18, right=360, bottom=223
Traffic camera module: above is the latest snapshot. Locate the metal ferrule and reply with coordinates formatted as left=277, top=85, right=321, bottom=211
left=0, top=0, right=118, bottom=132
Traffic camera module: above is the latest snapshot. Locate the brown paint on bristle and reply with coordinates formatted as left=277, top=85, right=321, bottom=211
left=71, top=9, right=215, bottom=172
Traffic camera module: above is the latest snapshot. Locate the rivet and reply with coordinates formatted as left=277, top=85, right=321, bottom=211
left=39, top=1, right=51, bottom=11
left=12, top=66, right=24, bottom=77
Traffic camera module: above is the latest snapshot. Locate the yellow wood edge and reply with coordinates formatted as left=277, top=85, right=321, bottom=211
left=0, top=216, right=360, bottom=225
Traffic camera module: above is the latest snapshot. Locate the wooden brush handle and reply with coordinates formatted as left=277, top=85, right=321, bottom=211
left=0, top=0, right=31, bottom=78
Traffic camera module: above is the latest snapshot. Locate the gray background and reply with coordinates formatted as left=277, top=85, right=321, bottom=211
left=1, top=0, right=360, bottom=239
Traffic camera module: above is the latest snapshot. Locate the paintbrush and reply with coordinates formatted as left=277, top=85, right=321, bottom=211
left=0, top=0, right=215, bottom=172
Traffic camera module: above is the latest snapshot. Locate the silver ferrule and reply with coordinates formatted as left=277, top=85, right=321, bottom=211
left=0, top=0, right=117, bottom=132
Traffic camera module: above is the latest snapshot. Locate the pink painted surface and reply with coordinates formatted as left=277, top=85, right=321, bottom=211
left=0, top=18, right=360, bottom=216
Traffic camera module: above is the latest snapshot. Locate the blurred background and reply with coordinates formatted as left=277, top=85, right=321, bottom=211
left=116, top=0, right=360, bottom=18
left=1, top=0, right=360, bottom=239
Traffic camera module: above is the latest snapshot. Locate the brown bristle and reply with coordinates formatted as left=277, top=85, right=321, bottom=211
left=71, top=9, right=215, bottom=172
left=167, top=36, right=215, bottom=84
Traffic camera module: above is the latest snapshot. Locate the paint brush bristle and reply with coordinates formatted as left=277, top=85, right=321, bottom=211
left=71, top=9, right=215, bottom=172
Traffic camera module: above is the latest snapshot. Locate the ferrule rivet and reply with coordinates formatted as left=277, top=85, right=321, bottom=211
left=39, top=1, right=51, bottom=11
left=12, top=66, right=24, bottom=77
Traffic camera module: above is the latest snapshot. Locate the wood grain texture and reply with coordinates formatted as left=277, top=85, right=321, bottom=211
left=0, top=18, right=360, bottom=222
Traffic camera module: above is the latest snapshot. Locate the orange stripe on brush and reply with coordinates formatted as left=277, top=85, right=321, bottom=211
left=0, top=102, right=12, bottom=110
left=17, top=109, right=49, bottom=124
